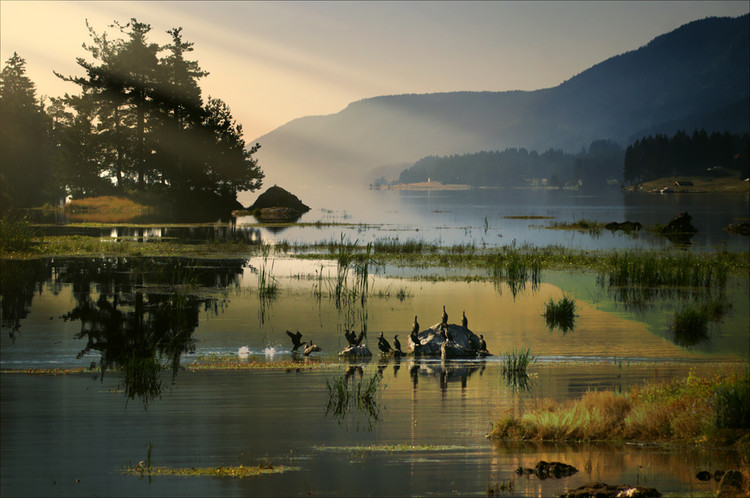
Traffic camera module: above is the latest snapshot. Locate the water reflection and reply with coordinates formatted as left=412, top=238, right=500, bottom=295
left=325, top=369, right=384, bottom=432
left=0, top=259, right=48, bottom=341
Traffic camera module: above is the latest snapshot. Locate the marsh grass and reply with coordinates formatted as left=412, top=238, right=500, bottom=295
left=670, top=299, right=730, bottom=347
left=547, top=218, right=604, bottom=235
left=489, top=369, right=749, bottom=443
left=543, top=295, right=577, bottom=333
left=65, top=196, right=152, bottom=223
left=0, top=212, right=35, bottom=252
left=326, top=371, right=384, bottom=431
left=257, top=245, right=278, bottom=298
left=490, top=248, right=542, bottom=297
left=501, top=348, right=536, bottom=391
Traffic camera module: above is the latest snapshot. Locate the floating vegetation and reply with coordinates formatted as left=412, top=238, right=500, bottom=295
left=314, top=444, right=468, bottom=453
left=325, top=372, right=384, bottom=431
left=546, top=218, right=604, bottom=235
left=543, top=295, right=577, bottom=333
left=124, top=462, right=297, bottom=478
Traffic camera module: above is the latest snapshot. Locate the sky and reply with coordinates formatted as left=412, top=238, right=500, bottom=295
left=1, top=1, right=748, bottom=142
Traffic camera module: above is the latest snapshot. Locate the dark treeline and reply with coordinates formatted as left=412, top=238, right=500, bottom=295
left=0, top=19, right=263, bottom=215
left=624, top=130, right=750, bottom=184
left=399, top=140, right=624, bottom=190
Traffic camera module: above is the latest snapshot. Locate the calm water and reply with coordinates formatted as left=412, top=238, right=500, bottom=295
left=3, top=188, right=749, bottom=496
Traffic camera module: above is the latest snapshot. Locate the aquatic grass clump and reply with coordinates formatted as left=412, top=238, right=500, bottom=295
left=547, top=218, right=604, bottom=235
left=501, top=348, right=536, bottom=391
left=543, top=295, right=577, bottom=333
left=489, top=369, right=749, bottom=443
left=670, top=299, right=730, bottom=347
left=326, top=371, right=384, bottom=431
left=489, top=248, right=542, bottom=297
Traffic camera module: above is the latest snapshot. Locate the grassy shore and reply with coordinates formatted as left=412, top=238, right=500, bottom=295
left=489, top=369, right=750, bottom=446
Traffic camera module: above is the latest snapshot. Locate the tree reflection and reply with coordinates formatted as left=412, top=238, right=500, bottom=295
left=52, top=257, right=242, bottom=408
left=0, top=259, right=48, bottom=342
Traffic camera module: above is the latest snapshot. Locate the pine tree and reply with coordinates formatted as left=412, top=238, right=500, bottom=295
left=0, top=53, right=55, bottom=210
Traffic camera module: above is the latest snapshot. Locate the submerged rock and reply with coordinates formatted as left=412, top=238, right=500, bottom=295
left=605, top=221, right=642, bottom=232
left=723, top=223, right=750, bottom=236
left=515, top=461, right=578, bottom=480
left=660, top=211, right=698, bottom=234
left=338, top=344, right=373, bottom=358
left=560, top=482, right=661, bottom=497
left=407, top=323, right=489, bottom=358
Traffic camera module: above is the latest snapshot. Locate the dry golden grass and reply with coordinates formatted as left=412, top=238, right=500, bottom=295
left=65, top=196, right=152, bottom=222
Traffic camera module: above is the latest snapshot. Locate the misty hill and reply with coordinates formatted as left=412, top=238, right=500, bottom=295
left=253, top=15, right=749, bottom=188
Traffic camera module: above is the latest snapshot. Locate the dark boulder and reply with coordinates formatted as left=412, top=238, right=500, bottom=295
left=246, top=185, right=310, bottom=222
left=515, top=461, right=578, bottom=480
left=696, top=470, right=712, bottom=481
left=717, top=469, right=746, bottom=497
left=660, top=211, right=698, bottom=234
left=408, top=323, right=487, bottom=358
left=723, top=223, right=750, bottom=236
left=560, top=482, right=661, bottom=497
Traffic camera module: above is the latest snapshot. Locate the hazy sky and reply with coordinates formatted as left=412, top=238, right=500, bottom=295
left=2, top=1, right=748, bottom=141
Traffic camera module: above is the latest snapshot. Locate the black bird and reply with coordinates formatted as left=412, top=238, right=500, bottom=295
left=479, top=334, right=486, bottom=352
left=462, top=311, right=468, bottom=328
left=286, top=330, right=305, bottom=352
left=412, top=315, right=420, bottom=335
left=378, top=332, right=393, bottom=354
left=393, top=335, right=402, bottom=353
left=441, top=306, right=448, bottom=326
left=344, top=329, right=356, bottom=346
left=303, top=338, right=320, bottom=356
left=354, top=330, right=365, bottom=346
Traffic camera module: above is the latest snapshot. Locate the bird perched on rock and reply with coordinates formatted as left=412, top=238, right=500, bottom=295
left=412, top=315, right=420, bottom=335
left=378, top=332, right=393, bottom=354
left=479, top=334, right=486, bottom=352
left=303, top=338, right=320, bottom=356
left=462, top=311, right=468, bottom=328
left=344, top=329, right=356, bottom=346
left=354, top=330, right=365, bottom=346
left=441, top=305, right=448, bottom=326
left=286, top=330, right=306, bottom=352
left=393, top=335, right=402, bottom=353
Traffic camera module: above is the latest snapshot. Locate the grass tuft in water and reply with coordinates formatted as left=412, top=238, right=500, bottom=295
left=543, top=295, right=577, bottom=333
left=326, top=371, right=384, bottom=431
left=670, top=299, right=730, bottom=347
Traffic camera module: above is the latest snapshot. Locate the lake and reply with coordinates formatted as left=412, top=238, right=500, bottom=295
left=2, top=188, right=748, bottom=496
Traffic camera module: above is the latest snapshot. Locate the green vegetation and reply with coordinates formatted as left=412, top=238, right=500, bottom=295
left=124, top=462, right=296, bottom=478
left=0, top=212, right=35, bottom=252
left=489, top=369, right=750, bottom=444
left=501, top=348, right=536, bottom=376
left=543, top=295, right=577, bottom=333
left=64, top=196, right=153, bottom=223
left=546, top=219, right=604, bottom=235
left=670, top=299, right=730, bottom=347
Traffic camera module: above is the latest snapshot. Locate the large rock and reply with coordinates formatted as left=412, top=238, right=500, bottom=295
left=407, top=323, right=486, bottom=358
left=338, top=344, right=373, bottom=359
left=246, top=185, right=310, bottom=222
left=717, top=469, right=746, bottom=497
left=660, top=211, right=698, bottom=234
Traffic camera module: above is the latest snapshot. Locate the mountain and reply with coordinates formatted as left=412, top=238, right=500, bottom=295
left=252, top=15, right=749, bottom=189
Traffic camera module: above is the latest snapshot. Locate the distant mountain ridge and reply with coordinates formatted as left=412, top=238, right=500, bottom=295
left=253, top=14, right=749, bottom=188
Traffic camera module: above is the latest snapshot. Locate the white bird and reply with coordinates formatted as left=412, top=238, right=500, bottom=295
left=238, top=346, right=250, bottom=358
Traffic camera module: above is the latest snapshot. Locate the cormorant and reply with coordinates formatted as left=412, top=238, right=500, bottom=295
left=286, top=330, right=305, bottom=352
left=410, top=316, right=420, bottom=347
left=354, top=330, right=365, bottom=346
left=412, top=316, right=420, bottom=335
left=344, top=329, right=356, bottom=346
left=462, top=311, right=468, bottom=328
left=441, top=305, right=448, bottom=326
left=377, top=332, right=393, bottom=354
left=393, top=335, right=402, bottom=353
left=303, top=339, right=320, bottom=356
left=479, top=334, right=486, bottom=352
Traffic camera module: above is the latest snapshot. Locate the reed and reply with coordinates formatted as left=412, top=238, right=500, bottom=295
left=670, top=299, right=730, bottom=347
left=501, top=348, right=536, bottom=376
left=543, top=295, right=577, bottom=333
left=489, top=369, right=749, bottom=443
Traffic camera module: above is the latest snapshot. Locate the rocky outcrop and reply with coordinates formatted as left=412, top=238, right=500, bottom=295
left=338, top=344, right=373, bottom=358
left=560, top=482, right=661, bottom=497
left=246, top=185, right=310, bottom=222
left=717, top=470, right=746, bottom=497
left=515, top=461, right=578, bottom=479
left=659, top=211, right=698, bottom=234
left=407, top=323, right=489, bottom=358
left=724, top=223, right=750, bottom=236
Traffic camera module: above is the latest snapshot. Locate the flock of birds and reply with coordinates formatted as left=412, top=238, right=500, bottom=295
left=277, top=307, right=487, bottom=357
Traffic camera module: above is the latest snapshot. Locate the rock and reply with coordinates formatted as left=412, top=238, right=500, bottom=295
left=560, top=482, right=661, bottom=497
left=717, top=469, right=746, bottom=497
left=407, top=323, right=486, bottom=358
left=516, top=461, right=578, bottom=480
left=338, top=344, right=372, bottom=358
left=723, top=223, right=750, bottom=236
left=660, top=211, right=698, bottom=234
left=246, top=185, right=310, bottom=222
left=605, top=221, right=642, bottom=232
left=696, top=470, right=712, bottom=481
